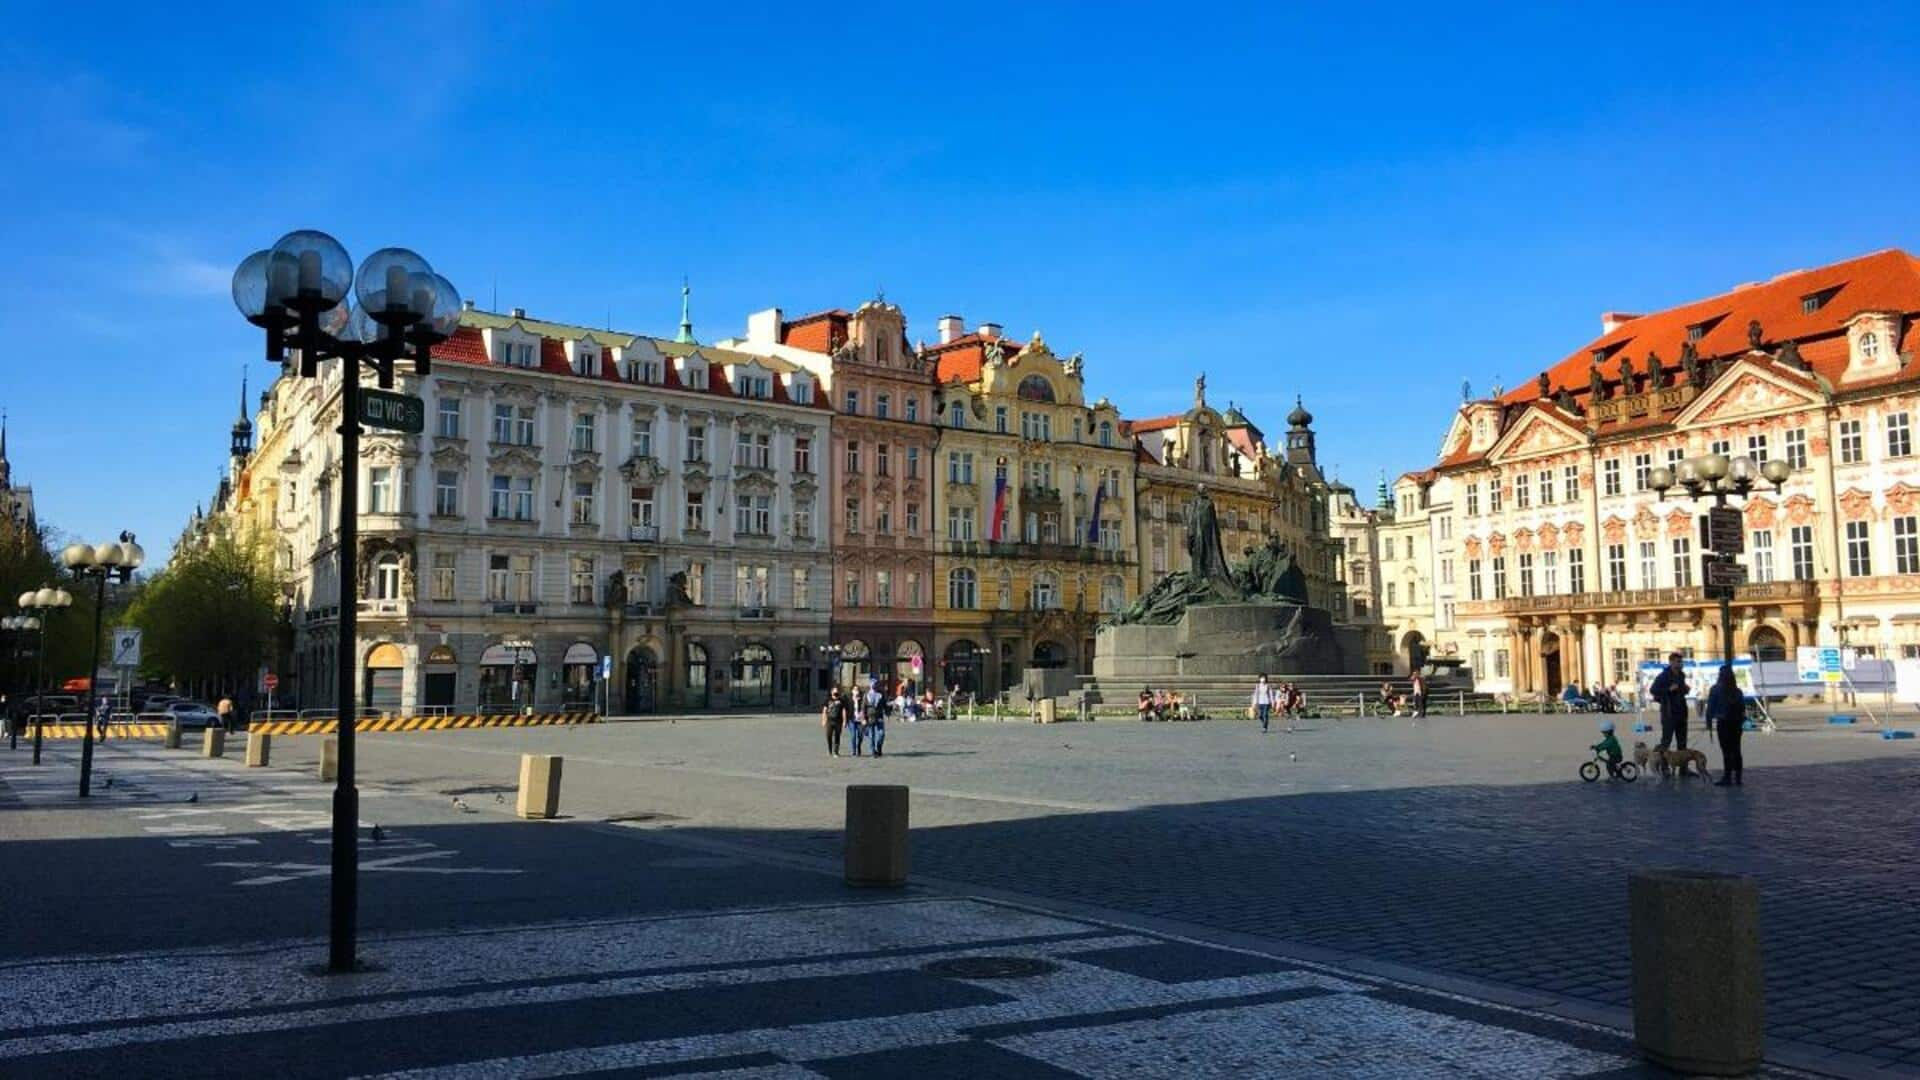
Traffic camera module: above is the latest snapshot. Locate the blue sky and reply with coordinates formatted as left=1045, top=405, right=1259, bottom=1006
left=5, top=2, right=1920, bottom=562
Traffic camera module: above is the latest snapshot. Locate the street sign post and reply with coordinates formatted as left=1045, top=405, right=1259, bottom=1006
left=110, top=628, right=142, bottom=669
left=1702, top=506, right=1745, bottom=555
left=359, top=388, right=426, bottom=434
left=1702, top=554, right=1746, bottom=601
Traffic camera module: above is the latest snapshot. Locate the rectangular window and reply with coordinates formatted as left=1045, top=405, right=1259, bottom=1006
left=1672, top=538, right=1693, bottom=587
left=735, top=565, right=769, bottom=609
left=572, top=413, right=595, bottom=452
left=994, top=406, right=1008, bottom=434
left=431, top=552, right=456, bottom=601
left=907, top=571, right=923, bottom=608
left=1495, top=648, right=1510, bottom=679
left=433, top=470, right=458, bottom=516
left=1537, top=469, right=1554, bottom=505
left=1790, top=525, right=1814, bottom=581
left=487, top=554, right=509, bottom=601
left=1562, top=465, right=1579, bottom=503
left=947, top=451, right=974, bottom=484
left=1542, top=552, right=1558, bottom=594
left=733, top=494, right=772, bottom=536
left=1515, top=473, right=1531, bottom=509
left=514, top=407, right=535, bottom=446
left=1839, top=419, right=1863, bottom=464
left=792, top=567, right=811, bottom=610
left=875, top=393, right=891, bottom=420
left=629, top=486, right=656, bottom=530
left=1489, top=481, right=1503, bottom=513
left=844, top=498, right=860, bottom=534
left=793, top=437, right=812, bottom=474
left=905, top=502, right=921, bottom=534
left=875, top=569, right=893, bottom=607
left=1666, top=447, right=1684, bottom=471
left=1890, top=413, right=1913, bottom=458
left=793, top=500, right=813, bottom=539
left=1468, top=558, right=1483, bottom=600
left=1639, top=541, right=1658, bottom=588
left=843, top=389, right=859, bottom=414
left=510, top=554, right=534, bottom=602
left=948, top=400, right=965, bottom=428
left=686, top=562, right=704, bottom=605
left=1518, top=553, right=1534, bottom=597
left=437, top=397, right=461, bottom=438
left=1784, top=428, right=1807, bottom=470
left=905, top=446, right=920, bottom=479
left=1387, top=582, right=1397, bottom=606
left=570, top=556, right=595, bottom=604
left=1568, top=548, right=1585, bottom=594
left=905, top=397, right=919, bottom=423
left=947, top=506, right=975, bottom=541
left=1607, top=543, right=1627, bottom=592
left=1747, top=433, right=1768, bottom=463
left=1896, top=516, right=1920, bottom=575
left=631, top=417, right=653, bottom=458
left=1633, top=453, right=1652, bottom=491
left=844, top=571, right=861, bottom=607
left=687, top=425, right=706, bottom=463
left=1603, top=459, right=1621, bottom=497
left=875, top=503, right=892, bottom=535
left=1465, top=483, right=1479, bottom=516
left=572, top=481, right=595, bottom=524
left=1750, top=531, right=1774, bottom=583
left=686, top=491, right=706, bottom=532
left=491, top=407, right=512, bottom=443
left=876, top=443, right=891, bottom=477
left=1846, top=520, right=1872, bottom=576
left=1709, top=438, right=1730, bottom=459
left=368, top=467, right=394, bottom=513
left=1491, top=556, right=1508, bottom=599
left=1612, top=647, right=1630, bottom=685
left=845, top=441, right=861, bottom=474
left=490, top=475, right=510, bottom=519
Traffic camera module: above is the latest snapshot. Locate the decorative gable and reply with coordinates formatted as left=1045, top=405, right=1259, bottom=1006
left=1673, top=360, right=1824, bottom=428
left=1843, top=310, right=1903, bottom=384
left=1486, top=405, right=1587, bottom=464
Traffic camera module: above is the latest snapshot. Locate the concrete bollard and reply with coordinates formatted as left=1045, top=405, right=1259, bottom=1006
left=844, top=784, right=909, bottom=887
left=245, top=732, right=271, bottom=767
left=1630, top=869, right=1764, bottom=1076
left=318, top=736, right=338, bottom=782
left=1038, top=698, right=1058, bottom=725
left=202, top=727, right=226, bottom=758
left=516, top=754, right=563, bottom=819
left=165, top=720, right=182, bottom=749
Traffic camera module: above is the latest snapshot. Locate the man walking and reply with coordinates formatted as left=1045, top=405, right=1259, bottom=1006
left=216, top=694, right=235, bottom=734
left=821, top=686, right=849, bottom=758
left=1251, top=674, right=1277, bottom=733
left=1649, top=652, right=1690, bottom=752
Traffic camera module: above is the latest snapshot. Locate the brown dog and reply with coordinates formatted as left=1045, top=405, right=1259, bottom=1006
left=1651, top=747, right=1710, bottom=778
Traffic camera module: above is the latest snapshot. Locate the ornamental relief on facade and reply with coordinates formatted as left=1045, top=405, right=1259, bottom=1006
left=1663, top=508, right=1692, bottom=538
left=1743, top=497, right=1776, bottom=530
left=1462, top=537, right=1483, bottom=558
left=1838, top=488, right=1875, bottom=521
left=1632, top=507, right=1659, bottom=539
left=1601, top=516, right=1627, bottom=543
left=1562, top=522, right=1584, bottom=546
left=1886, top=482, right=1920, bottom=515
left=1536, top=523, right=1559, bottom=549
left=1782, top=494, right=1816, bottom=525
left=1487, top=532, right=1507, bottom=555
left=1685, top=371, right=1817, bottom=426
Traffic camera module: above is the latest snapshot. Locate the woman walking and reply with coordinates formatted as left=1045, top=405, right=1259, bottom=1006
left=1708, top=666, right=1745, bottom=786
left=1251, top=674, right=1277, bottom=733
left=822, top=686, right=849, bottom=758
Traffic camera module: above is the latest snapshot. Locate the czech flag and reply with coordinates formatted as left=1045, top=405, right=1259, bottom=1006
left=1087, top=482, right=1106, bottom=544
left=990, top=474, right=1009, bottom=541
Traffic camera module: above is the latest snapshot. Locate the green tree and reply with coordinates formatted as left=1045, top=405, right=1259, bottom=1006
left=0, top=517, right=105, bottom=693
left=126, top=523, right=278, bottom=698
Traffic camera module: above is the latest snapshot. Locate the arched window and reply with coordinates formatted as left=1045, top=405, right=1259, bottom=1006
left=1861, top=331, right=1880, bottom=360
left=1017, top=375, right=1055, bottom=402
left=997, top=568, right=1013, bottom=610
left=730, top=643, right=774, bottom=706
left=1098, top=420, right=1113, bottom=447
left=947, top=568, right=976, bottom=609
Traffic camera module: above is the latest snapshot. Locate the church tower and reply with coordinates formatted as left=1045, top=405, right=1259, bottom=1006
left=1284, top=396, right=1317, bottom=466
left=231, top=371, right=254, bottom=461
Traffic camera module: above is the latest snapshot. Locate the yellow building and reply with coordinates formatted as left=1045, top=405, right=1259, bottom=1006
left=925, top=321, right=1133, bottom=695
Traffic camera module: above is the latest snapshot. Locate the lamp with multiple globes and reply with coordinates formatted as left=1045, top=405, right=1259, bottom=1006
left=16, top=586, right=73, bottom=763
left=231, top=230, right=462, bottom=975
left=63, top=535, right=143, bottom=797
left=1650, top=453, right=1791, bottom=670
left=1, top=613, right=41, bottom=752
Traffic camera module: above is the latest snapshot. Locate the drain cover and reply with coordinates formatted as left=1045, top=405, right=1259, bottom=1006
left=922, top=956, right=1060, bottom=979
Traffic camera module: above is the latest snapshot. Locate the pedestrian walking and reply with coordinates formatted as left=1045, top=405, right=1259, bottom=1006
left=216, top=695, right=235, bottom=734
left=1649, top=652, right=1690, bottom=752
left=868, top=693, right=889, bottom=757
left=1410, top=671, right=1428, bottom=718
left=1251, top=674, right=1277, bottom=732
left=1708, top=666, right=1746, bottom=786
left=821, top=686, right=848, bottom=758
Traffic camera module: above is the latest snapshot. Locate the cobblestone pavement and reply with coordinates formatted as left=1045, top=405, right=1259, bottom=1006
left=15, top=713, right=1915, bottom=1074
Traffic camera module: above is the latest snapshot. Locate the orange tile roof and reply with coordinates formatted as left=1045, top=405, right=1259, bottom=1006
left=1121, top=414, right=1181, bottom=434
left=1503, top=248, right=1920, bottom=407
left=779, top=309, right=851, bottom=354
left=926, top=333, right=1025, bottom=385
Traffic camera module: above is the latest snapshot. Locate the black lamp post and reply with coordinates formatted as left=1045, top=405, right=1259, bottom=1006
left=2, top=613, right=40, bottom=750
left=1650, top=452, right=1790, bottom=667
left=231, top=230, right=460, bottom=974
left=15, top=587, right=72, bottom=763
left=61, top=535, right=143, bottom=795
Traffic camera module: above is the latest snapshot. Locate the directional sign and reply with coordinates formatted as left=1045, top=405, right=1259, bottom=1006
left=1703, top=506, right=1745, bottom=555
left=359, top=388, right=425, bottom=434
left=111, top=627, right=142, bottom=668
left=1701, top=554, right=1746, bottom=600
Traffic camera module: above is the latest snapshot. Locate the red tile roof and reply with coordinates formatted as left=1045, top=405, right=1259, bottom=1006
left=780, top=309, right=850, bottom=354
left=1504, top=248, right=1920, bottom=407
left=1120, top=414, right=1181, bottom=434
left=925, top=333, right=1025, bottom=385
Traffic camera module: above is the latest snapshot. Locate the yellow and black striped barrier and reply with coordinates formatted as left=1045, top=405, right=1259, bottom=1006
left=249, top=713, right=599, bottom=736
left=25, top=724, right=174, bottom=740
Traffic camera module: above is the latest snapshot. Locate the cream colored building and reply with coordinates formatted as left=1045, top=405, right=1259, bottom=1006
left=1430, top=249, right=1920, bottom=696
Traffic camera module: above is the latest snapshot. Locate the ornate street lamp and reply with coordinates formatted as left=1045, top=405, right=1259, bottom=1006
left=17, top=587, right=74, bottom=763
left=62, top=536, right=143, bottom=795
left=1651, top=454, right=1790, bottom=668
left=2, top=613, right=41, bottom=751
left=232, top=230, right=460, bottom=973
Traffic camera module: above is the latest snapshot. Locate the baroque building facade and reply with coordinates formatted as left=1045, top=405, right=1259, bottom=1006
left=232, top=304, right=834, bottom=714
left=721, top=300, right=939, bottom=692
left=924, top=319, right=1135, bottom=695
left=1426, top=249, right=1920, bottom=695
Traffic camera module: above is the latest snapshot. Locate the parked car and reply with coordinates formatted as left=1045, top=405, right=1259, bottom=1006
left=165, top=701, right=221, bottom=729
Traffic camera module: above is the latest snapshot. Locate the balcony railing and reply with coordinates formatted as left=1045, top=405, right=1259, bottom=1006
left=489, top=601, right=539, bottom=616
left=357, top=598, right=408, bottom=616
left=738, top=606, right=776, bottom=620
left=624, top=601, right=657, bottom=617
left=628, top=523, right=660, bottom=542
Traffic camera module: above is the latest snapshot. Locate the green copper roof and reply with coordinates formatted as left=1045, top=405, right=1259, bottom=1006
left=675, top=280, right=696, bottom=345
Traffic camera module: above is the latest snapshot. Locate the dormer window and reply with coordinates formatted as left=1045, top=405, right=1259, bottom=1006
left=684, top=363, right=709, bottom=391
left=1686, top=325, right=1705, bottom=343
left=572, top=345, right=599, bottom=377
left=789, top=374, right=812, bottom=403
left=497, top=341, right=537, bottom=368
left=737, top=372, right=772, bottom=400
left=948, top=400, right=966, bottom=428
left=1861, top=331, right=1880, bottom=360
left=626, top=357, right=663, bottom=384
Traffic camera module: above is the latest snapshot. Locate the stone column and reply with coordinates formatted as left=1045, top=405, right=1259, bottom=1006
left=1513, top=627, right=1533, bottom=694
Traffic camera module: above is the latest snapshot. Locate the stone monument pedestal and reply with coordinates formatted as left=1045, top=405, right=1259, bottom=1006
left=1094, top=602, right=1364, bottom=681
